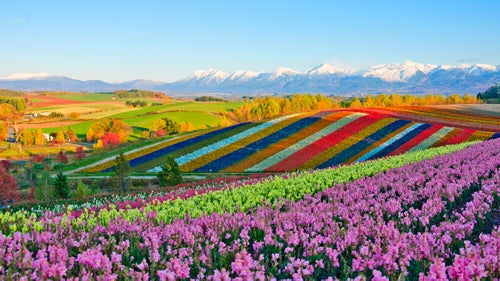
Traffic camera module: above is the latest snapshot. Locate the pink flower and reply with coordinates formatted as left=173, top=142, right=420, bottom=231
left=213, top=268, right=231, bottom=281
left=372, top=270, right=389, bottom=281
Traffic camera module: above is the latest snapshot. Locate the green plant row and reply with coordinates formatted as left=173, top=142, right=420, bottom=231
left=0, top=141, right=475, bottom=235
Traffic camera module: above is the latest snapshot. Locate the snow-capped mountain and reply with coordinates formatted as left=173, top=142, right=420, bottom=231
left=183, top=69, right=229, bottom=85
left=306, top=63, right=353, bottom=76
left=363, top=61, right=438, bottom=82
left=226, top=70, right=261, bottom=82
left=1, top=61, right=499, bottom=95
left=0, top=73, right=53, bottom=80
left=268, top=67, right=301, bottom=80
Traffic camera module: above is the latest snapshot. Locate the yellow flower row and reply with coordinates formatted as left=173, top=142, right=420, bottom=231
left=466, top=130, right=495, bottom=142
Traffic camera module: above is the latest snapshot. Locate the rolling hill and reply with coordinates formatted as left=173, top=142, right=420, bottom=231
left=83, top=108, right=499, bottom=173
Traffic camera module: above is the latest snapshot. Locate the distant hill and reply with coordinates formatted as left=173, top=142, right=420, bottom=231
left=1, top=61, right=499, bottom=95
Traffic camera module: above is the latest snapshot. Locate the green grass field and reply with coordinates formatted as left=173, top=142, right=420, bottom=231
left=124, top=111, right=224, bottom=131
left=34, top=100, right=240, bottom=140
left=49, top=93, right=118, bottom=102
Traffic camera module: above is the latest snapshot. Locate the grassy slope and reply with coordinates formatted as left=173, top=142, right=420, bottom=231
left=36, top=101, right=242, bottom=138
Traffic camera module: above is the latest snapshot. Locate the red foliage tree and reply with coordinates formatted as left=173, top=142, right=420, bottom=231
left=0, top=166, right=19, bottom=205
left=75, top=146, right=85, bottom=161
left=56, top=151, right=68, bottom=164
left=32, top=154, right=44, bottom=163
left=101, top=132, right=121, bottom=148
left=0, top=160, right=11, bottom=171
left=155, top=128, right=167, bottom=137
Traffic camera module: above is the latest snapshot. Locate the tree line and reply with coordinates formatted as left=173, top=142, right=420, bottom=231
left=194, top=96, right=227, bottom=102
left=0, top=96, right=28, bottom=111
left=98, top=89, right=169, bottom=99
left=225, top=93, right=481, bottom=122
left=477, top=84, right=499, bottom=103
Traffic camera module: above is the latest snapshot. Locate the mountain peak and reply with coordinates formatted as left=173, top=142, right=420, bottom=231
left=227, top=70, right=261, bottom=81
left=188, top=69, right=229, bottom=80
left=363, top=61, right=438, bottom=82
left=0, top=73, right=53, bottom=80
left=307, top=63, right=353, bottom=75
left=269, top=67, right=300, bottom=80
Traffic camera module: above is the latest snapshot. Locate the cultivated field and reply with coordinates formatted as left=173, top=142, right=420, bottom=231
left=3, top=92, right=500, bottom=280
left=81, top=108, right=499, bottom=174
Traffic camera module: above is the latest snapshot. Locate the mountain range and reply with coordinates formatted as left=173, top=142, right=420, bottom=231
left=1, top=61, right=499, bottom=96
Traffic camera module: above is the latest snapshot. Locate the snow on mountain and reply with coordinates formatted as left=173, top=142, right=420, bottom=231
left=363, top=60, right=438, bottom=82
left=0, top=73, right=53, bottom=80
left=269, top=67, right=301, bottom=80
left=1, top=61, right=498, bottom=94
left=226, top=70, right=261, bottom=82
left=306, top=63, right=353, bottom=76
left=459, top=64, right=497, bottom=74
left=184, top=69, right=229, bottom=83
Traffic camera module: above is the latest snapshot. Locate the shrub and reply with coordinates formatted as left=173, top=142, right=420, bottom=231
left=157, top=155, right=182, bottom=187
left=75, top=146, right=85, bottom=161
left=75, top=181, right=90, bottom=199
left=54, top=172, right=70, bottom=199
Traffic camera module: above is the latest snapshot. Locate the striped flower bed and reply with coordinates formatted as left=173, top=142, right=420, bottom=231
left=88, top=110, right=499, bottom=173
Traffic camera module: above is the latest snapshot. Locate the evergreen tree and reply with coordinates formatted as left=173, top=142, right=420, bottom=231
left=54, top=172, right=70, bottom=199
left=113, top=152, right=130, bottom=192
left=157, top=156, right=182, bottom=186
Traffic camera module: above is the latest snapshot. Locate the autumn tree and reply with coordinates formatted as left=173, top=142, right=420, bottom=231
left=0, top=166, right=19, bottom=206
left=75, top=146, right=85, bottom=161
left=34, top=128, right=46, bottom=145
left=86, top=118, right=131, bottom=143
left=362, top=95, right=376, bottom=108
left=0, top=122, right=7, bottom=141
left=56, top=151, right=68, bottom=164
left=53, top=131, right=66, bottom=151
left=65, top=127, right=77, bottom=142
left=179, top=121, right=195, bottom=132
left=69, top=112, right=80, bottom=120
left=349, top=97, right=362, bottom=108
left=0, top=103, right=16, bottom=120
left=151, top=119, right=167, bottom=132
left=101, top=132, right=121, bottom=147
left=17, top=129, right=34, bottom=146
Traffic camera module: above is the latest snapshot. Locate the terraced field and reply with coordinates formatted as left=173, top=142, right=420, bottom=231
left=83, top=109, right=499, bottom=173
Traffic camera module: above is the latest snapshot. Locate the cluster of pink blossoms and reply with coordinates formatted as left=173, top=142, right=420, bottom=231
left=0, top=139, right=499, bottom=279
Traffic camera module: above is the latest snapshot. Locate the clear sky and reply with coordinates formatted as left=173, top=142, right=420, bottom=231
left=1, top=0, right=499, bottom=82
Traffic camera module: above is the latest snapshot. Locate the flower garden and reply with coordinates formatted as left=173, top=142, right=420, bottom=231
left=1, top=138, right=500, bottom=279
left=82, top=109, right=499, bottom=173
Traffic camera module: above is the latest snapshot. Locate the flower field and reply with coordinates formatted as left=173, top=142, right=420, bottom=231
left=83, top=109, right=499, bottom=173
left=1, top=138, right=500, bottom=279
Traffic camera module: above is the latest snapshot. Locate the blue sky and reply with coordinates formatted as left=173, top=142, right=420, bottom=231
left=1, top=0, right=499, bottom=82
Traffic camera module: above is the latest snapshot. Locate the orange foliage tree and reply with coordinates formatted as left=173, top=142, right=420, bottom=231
left=86, top=118, right=132, bottom=143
